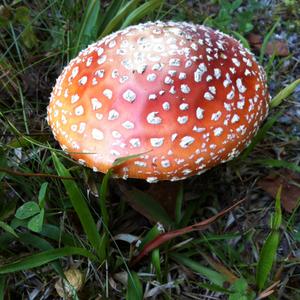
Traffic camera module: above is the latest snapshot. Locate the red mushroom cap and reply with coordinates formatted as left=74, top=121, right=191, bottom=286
left=47, top=21, right=269, bottom=183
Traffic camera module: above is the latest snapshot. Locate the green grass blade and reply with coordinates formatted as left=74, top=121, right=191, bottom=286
left=17, top=82, right=29, bottom=134
left=126, top=189, right=174, bottom=226
left=19, top=232, right=63, bottom=275
left=0, top=247, right=96, bottom=274
left=232, top=31, right=250, bottom=49
left=98, top=0, right=126, bottom=32
left=256, top=187, right=282, bottom=290
left=40, top=224, right=78, bottom=247
left=272, top=186, right=282, bottom=230
left=138, top=224, right=161, bottom=250
left=126, top=271, right=143, bottom=300
left=52, top=152, right=105, bottom=261
left=171, top=253, right=227, bottom=286
left=99, top=0, right=140, bottom=38
left=38, top=182, right=48, bottom=208
left=259, top=20, right=280, bottom=64
left=98, top=170, right=112, bottom=228
left=72, top=0, right=101, bottom=57
left=0, top=111, right=63, bottom=154
left=265, top=51, right=277, bottom=78
left=151, top=249, right=161, bottom=281
left=97, top=167, right=119, bottom=261
left=19, top=232, right=57, bottom=252
left=270, top=78, right=300, bottom=108
left=121, top=0, right=163, bottom=29
left=254, top=159, right=300, bottom=173
left=256, top=231, right=280, bottom=290
left=0, top=221, right=18, bottom=238
left=112, top=151, right=152, bottom=167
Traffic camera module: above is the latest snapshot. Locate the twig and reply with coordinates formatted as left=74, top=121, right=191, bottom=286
left=131, top=198, right=246, bottom=266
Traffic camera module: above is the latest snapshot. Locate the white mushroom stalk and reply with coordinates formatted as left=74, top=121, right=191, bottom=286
left=47, top=21, right=270, bottom=182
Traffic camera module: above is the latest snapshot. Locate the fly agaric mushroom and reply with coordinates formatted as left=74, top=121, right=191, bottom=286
left=47, top=21, right=269, bottom=183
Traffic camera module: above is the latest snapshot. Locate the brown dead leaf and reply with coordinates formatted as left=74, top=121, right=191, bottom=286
left=247, top=33, right=263, bottom=46
left=55, top=268, right=84, bottom=298
left=265, top=40, right=289, bottom=56
left=247, top=33, right=290, bottom=56
left=257, top=281, right=280, bottom=300
left=258, top=170, right=300, bottom=213
left=200, top=252, right=238, bottom=284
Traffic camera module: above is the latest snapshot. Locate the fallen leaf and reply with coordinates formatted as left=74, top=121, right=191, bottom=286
left=55, top=268, right=85, bottom=298
left=258, top=170, right=300, bottom=213
left=247, top=33, right=263, bottom=46
left=257, top=280, right=280, bottom=299
left=247, top=33, right=290, bottom=56
left=265, top=40, right=289, bottom=56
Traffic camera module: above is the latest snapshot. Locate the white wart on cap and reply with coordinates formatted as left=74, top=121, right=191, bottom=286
left=47, top=21, right=270, bottom=183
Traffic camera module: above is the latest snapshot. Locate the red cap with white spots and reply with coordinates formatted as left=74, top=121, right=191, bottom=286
left=47, top=21, right=269, bottom=183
